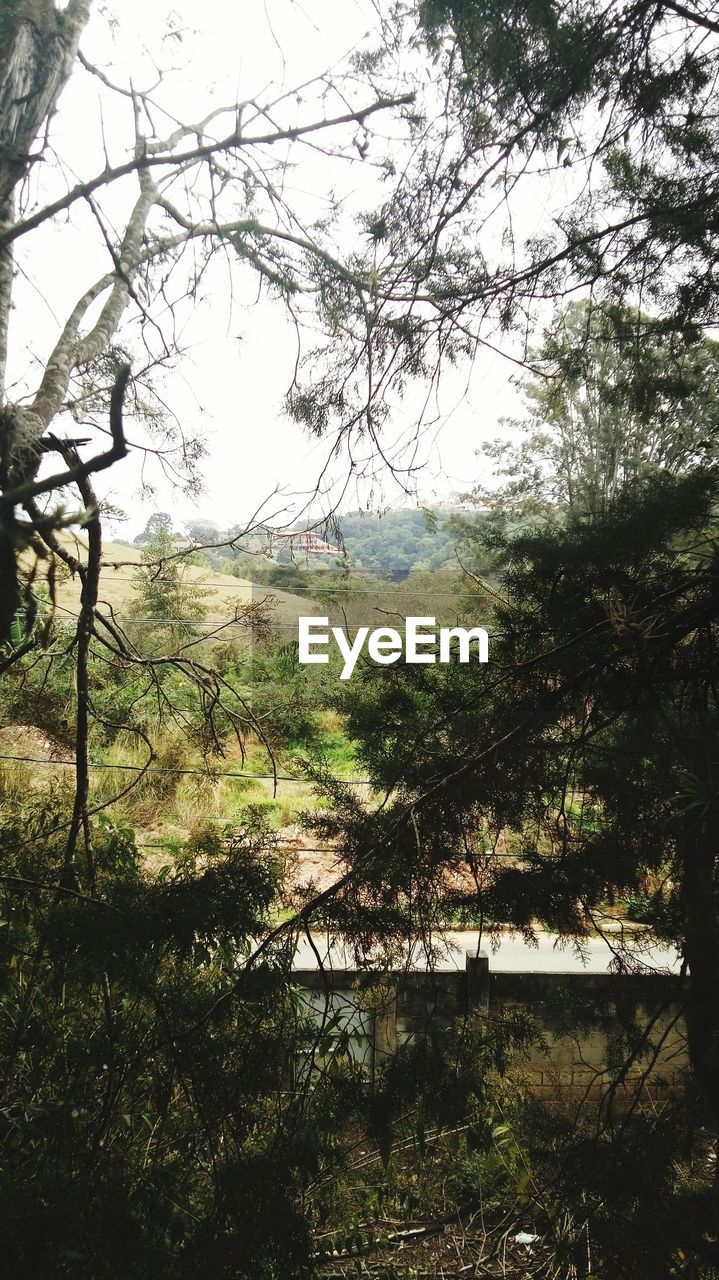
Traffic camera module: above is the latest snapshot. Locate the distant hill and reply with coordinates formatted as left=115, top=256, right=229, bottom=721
left=334, top=508, right=471, bottom=577
left=129, top=505, right=483, bottom=582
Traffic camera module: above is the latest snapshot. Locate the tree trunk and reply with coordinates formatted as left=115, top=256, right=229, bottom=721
left=0, top=1, right=92, bottom=209
left=0, top=195, right=12, bottom=399
left=682, top=816, right=719, bottom=1117
left=678, top=813, right=719, bottom=1255
left=675, top=814, right=716, bottom=1116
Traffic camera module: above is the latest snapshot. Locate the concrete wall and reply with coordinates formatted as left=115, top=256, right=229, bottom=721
left=489, top=970, right=687, bottom=1106
left=293, top=952, right=688, bottom=1107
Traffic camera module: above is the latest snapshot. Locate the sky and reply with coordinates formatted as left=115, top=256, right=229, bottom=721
left=9, top=0, right=535, bottom=540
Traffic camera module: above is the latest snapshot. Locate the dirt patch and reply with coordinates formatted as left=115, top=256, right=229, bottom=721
left=282, top=828, right=344, bottom=897
left=0, top=724, right=70, bottom=763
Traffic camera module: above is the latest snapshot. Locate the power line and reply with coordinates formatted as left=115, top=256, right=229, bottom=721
left=135, top=840, right=520, bottom=860
left=0, top=762, right=520, bottom=857
left=136, top=842, right=346, bottom=852
left=98, top=566, right=489, bottom=579
left=50, top=617, right=493, bottom=630
left=54, top=575, right=483, bottom=598
left=0, top=752, right=373, bottom=786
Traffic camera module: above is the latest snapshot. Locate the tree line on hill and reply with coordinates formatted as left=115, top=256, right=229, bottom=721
left=132, top=506, right=477, bottom=580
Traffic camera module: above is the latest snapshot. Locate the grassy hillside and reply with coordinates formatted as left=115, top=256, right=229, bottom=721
left=31, top=536, right=316, bottom=633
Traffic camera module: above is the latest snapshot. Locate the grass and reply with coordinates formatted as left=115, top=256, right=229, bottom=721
left=22, top=535, right=318, bottom=631
left=283, top=709, right=360, bottom=778
left=0, top=697, right=349, bottom=851
left=79, top=726, right=328, bottom=854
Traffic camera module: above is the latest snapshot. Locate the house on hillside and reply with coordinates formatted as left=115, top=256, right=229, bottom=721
left=268, top=529, right=340, bottom=558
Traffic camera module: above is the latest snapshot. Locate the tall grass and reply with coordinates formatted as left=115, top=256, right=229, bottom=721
left=84, top=727, right=324, bottom=844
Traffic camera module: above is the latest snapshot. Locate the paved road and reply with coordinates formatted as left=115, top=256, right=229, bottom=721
left=293, top=929, right=681, bottom=975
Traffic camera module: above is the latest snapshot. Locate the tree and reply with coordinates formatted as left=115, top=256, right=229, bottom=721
left=5, top=2, right=719, bottom=1271
left=275, top=0, right=719, bottom=508
left=183, top=519, right=221, bottom=547
left=0, top=2, right=420, bottom=650
left=129, top=526, right=210, bottom=655
left=0, top=800, right=343, bottom=1278
left=289, top=0, right=719, bottom=416
left=133, top=513, right=174, bottom=546
left=328, top=466, right=719, bottom=1268
left=480, top=300, right=719, bottom=516
left=0, top=16, right=430, bottom=1270
left=0, top=0, right=466, bottom=897
left=412, top=0, right=719, bottom=326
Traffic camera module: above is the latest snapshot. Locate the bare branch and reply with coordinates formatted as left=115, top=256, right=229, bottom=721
left=0, top=94, right=415, bottom=250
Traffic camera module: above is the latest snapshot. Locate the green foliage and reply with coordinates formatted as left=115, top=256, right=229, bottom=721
left=7, top=4, right=719, bottom=1267
left=481, top=301, right=719, bottom=516
left=0, top=794, right=361, bottom=1279
left=133, top=513, right=176, bottom=546
left=203, top=508, right=482, bottom=581
left=128, top=528, right=211, bottom=656
left=623, top=886, right=684, bottom=939
left=1, top=643, right=77, bottom=745
left=326, top=467, right=719, bottom=1267
left=418, top=0, right=719, bottom=328
left=240, top=642, right=321, bottom=747
left=261, top=563, right=311, bottom=592
left=337, top=469, right=719, bottom=931
left=335, top=508, right=471, bottom=577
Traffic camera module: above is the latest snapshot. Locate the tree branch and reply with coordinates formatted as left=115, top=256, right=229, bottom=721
left=660, top=0, right=719, bottom=36
left=2, top=363, right=130, bottom=507
left=0, top=94, right=415, bottom=250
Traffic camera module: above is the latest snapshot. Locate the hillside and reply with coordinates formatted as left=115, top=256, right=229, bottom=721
left=31, top=537, right=316, bottom=635
left=334, top=508, right=474, bottom=576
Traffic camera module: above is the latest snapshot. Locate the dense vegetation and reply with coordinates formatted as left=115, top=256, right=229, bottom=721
left=330, top=508, right=474, bottom=576
left=4, top=1, right=719, bottom=1277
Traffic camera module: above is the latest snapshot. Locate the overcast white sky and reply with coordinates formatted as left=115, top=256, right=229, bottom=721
left=10, top=0, right=535, bottom=539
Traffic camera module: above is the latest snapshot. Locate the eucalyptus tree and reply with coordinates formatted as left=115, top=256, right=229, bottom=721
left=411, top=0, right=719, bottom=325
left=4, top=2, right=719, bottom=1270
left=478, top=300, right=719, bottom=516
left=0, top=2, right=419, bottom=645
left=0, top=10, right=435, bottom=1272
left=0, top=0, right=421, bottom=887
